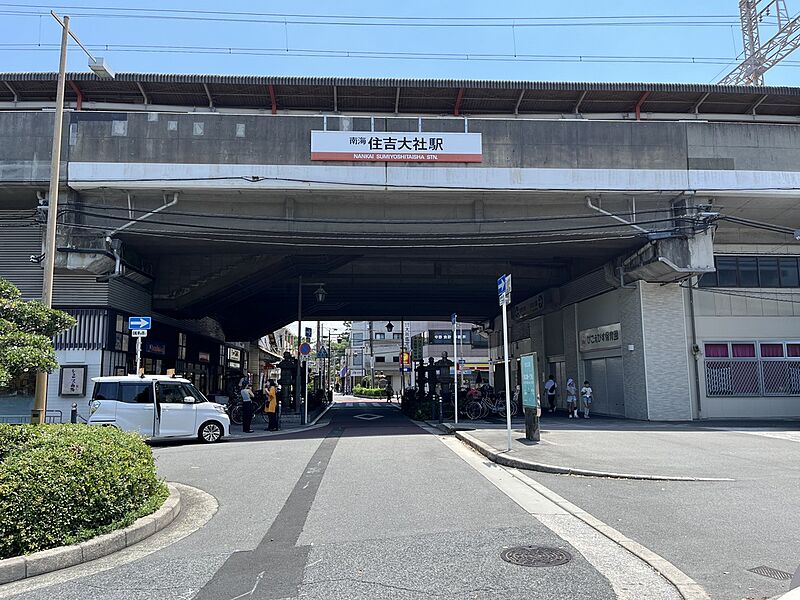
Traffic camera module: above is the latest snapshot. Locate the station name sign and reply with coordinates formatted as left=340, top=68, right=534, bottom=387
left=310, top=131, right=482, bottom=163
left=579, top=323, right=622, bottom=352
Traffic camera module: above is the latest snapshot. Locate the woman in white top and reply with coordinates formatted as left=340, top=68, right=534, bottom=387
left=580, top=381, right=592, bottom=419
left=566, top=378, right=578, bottom=419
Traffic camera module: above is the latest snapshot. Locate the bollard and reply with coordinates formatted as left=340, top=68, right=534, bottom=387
left=438, top=395, right=443, bottom=424
left=70, top=403, right=78, bottom=424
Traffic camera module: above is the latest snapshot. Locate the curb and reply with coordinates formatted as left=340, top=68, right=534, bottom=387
left=0, top=483, right=181, bottom=585
left=455, top=430, right=734, bottom=482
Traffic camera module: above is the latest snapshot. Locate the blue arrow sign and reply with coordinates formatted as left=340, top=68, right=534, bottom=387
left=497, top=275, right=507, bottom=296
left=128, top=316, right=151, bottom=330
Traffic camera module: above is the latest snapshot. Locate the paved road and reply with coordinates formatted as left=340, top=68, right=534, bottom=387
left=3, top=396, right=652, bottom=600
left=523, top=426, right=800, bottom=600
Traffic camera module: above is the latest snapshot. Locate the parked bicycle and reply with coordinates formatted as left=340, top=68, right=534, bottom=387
left=464, top=388, right=518, bottom=420
left=227, top=391, right=269, bottom=426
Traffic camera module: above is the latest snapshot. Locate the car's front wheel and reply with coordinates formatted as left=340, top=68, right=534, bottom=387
left=198, top=421, right=224, bottom=443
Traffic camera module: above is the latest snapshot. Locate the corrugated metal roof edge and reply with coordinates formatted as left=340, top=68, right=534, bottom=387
left=1, top=72, right=799, bottom=95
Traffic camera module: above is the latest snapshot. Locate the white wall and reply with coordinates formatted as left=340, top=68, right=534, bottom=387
left=46, top=349, right=102, bottom=423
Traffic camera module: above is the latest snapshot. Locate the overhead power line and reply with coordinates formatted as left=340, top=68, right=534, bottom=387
left=0, top=5, right=749, bottom=28
left=5, top=42, right=800, bottom=68
left=68, top=202, right=688, bottom=226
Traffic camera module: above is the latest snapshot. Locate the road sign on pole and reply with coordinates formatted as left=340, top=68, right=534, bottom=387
left=305, top=327, right=313, bottom=340
left=131, top=329, right=148, bottom=338
left=453, top=315, right=459, bottom=425
left=128, top=316, right=151, bottom=330
left=498, top=274, right=513, bottom=450
left=299, top=342, right=312, bottom=356
left=498, top=274, right=512, bottom=307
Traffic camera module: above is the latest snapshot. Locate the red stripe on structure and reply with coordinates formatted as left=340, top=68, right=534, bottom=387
left=311, top=152, right=482, bottom=162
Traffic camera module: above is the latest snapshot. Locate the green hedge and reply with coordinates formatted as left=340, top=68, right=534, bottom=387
left=352, top=386, right=389, bottom=398
left=0, top=424, right=168, bottom=559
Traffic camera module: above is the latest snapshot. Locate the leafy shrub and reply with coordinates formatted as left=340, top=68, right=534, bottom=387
left=353, top=386, right=388, bottom=397
left=0, top=424, right=167, bottom=558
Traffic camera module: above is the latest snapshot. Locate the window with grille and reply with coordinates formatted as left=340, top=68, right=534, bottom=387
left=704, top=341, right=800, bottom=397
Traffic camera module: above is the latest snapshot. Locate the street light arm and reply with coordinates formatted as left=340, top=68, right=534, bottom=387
left=50, top=11, right=96, bottom=62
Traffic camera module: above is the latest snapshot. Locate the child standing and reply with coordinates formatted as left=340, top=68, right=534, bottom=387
left=566, top=378, right=578, bottom=418
left=580, top=380, right=593, bottom=419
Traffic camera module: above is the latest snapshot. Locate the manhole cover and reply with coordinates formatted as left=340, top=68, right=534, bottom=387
left=748, top=566, right=792, bottom=581
left=501, top=546, right=572, bottom=567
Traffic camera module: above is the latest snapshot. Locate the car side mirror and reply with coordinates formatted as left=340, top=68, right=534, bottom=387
left=183, top=396, right=195, bottom=404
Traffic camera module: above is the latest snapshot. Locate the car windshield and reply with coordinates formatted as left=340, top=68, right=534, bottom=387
left=184, top=382, right=208, bottom=403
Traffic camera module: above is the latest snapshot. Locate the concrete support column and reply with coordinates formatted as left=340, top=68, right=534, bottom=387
left=640, top=282, right=693, bottom=420
left=619, top=285, right=649, bottom=420
left=562, top=305, right=581, bottom=389
left=529, top=316, right=546, bottom=389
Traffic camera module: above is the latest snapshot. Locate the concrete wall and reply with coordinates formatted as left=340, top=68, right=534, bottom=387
left=640, top=283, right=693, bottom=421
left=2, top=110, right=800, bottom=180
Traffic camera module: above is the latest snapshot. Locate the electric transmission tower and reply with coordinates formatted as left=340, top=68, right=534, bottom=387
left=719, top=0, right=800, bottom=85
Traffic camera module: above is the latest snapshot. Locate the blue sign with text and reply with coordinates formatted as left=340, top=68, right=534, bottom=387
left=128, top=316, right=151, bottom=330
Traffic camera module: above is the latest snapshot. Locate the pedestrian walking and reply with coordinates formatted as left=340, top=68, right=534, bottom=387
left=566, top=378, right=578, bottom=418
left=544, top=374, right=558, bottom=413
left=580, top=380, right=593, bottom=419
left=386, top=384, right=394, bottom=403
left=240, top=383, right=255, bottom=432
left=265, top=380, right=278, bottom=431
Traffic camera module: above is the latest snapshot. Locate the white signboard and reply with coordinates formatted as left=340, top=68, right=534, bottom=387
left=310, top=131, right=482, bottom=163
left=579, top=323, right=622, bottom=352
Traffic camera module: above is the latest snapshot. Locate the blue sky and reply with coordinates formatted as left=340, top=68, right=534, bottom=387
left=0, top=0, right=797, bottom=84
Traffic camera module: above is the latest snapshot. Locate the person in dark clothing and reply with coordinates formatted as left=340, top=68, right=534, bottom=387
left=240, top=384, right=254, bottom=433
left=544, top=375, right=558, bottom=413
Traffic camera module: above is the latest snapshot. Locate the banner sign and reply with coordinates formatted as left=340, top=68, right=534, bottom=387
left=310, top=131, right=482, bottom=163
left=520, top=353, right=538, bottom=409
left=579, top=323, right=622, bottom=352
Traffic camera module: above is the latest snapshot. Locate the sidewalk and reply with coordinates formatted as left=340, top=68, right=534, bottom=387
left=446, top=415, right=800, bottom=480
left=225, top=402, right=333, bottom=441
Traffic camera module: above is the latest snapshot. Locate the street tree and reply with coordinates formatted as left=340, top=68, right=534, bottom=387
left=0, top=278, right=76, bottom=388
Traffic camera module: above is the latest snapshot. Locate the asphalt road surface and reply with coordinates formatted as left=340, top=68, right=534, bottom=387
left=2, top=397, right=686, bottom=600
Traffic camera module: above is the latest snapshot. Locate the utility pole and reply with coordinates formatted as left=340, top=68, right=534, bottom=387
left=32, top=13, right=114, bottom=424
left=369, top=320, right=375, bottom=387
left=720, top=0, right=800, bottom=85
left=296, top=276, right=303, bottom=423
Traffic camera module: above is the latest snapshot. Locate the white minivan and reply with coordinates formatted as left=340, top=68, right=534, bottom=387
left=88, top=375, right=230, bottom=443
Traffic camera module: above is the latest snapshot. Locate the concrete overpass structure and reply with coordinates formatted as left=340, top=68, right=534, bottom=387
left=2, top=73, right=800, bottom=421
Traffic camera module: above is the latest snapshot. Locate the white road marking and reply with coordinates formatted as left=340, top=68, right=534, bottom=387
left=438, top=435, right=694, bottom=600
left=713, top=427, right=800, bottom=444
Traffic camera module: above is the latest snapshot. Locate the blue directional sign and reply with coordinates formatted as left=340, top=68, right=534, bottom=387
left=497, top=275, right=508, bottom=296
left=305, top=327, right=313, bottom=340
left=128, top=316, right=151, bottom=330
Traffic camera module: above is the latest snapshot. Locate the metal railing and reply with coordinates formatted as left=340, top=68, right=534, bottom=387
left=0, top=410, right=63, bottom=424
